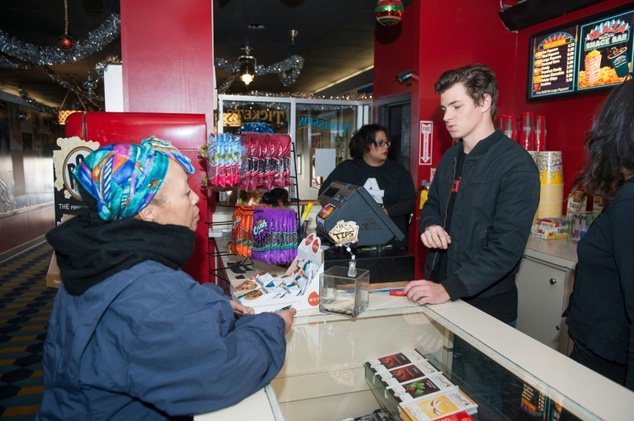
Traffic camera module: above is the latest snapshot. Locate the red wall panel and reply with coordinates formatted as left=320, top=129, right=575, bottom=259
left=117, top=0, right=216, bottom=282
left=120, top=0, right=214, bottom=128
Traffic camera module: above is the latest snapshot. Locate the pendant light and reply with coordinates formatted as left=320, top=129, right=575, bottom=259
left=238, top=44, right=256, bottom=86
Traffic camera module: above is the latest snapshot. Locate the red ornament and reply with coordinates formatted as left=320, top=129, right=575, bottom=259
left=59, top=35, right=75, bottom=50
left=375, top=0, right=404, bottom=26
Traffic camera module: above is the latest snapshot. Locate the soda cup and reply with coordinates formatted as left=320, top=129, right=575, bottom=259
left=535, top=115, right=547, bottom=151
left=520, top=112, right=534, bottom=151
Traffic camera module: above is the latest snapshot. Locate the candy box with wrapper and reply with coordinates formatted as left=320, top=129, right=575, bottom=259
left=531, top=217, right=570, bottom=240
left=230, top=233, right=323, bottom=313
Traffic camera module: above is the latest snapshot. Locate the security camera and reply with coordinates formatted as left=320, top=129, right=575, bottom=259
left=395, top=70, right=414, bottom=85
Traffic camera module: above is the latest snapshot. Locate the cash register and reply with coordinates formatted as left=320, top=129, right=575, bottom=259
left=316, top=182, right=415, bottom=283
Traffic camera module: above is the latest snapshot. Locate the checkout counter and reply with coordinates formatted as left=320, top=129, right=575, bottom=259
left=207, top=231, right=634, bottom=420
left=195, top=294, right=634, bottom=420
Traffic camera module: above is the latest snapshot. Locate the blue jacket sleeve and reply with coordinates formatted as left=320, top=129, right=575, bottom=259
left=125, top=277, right=287, bottom=416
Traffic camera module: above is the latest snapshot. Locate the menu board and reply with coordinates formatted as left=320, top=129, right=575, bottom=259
left=528, top=6, right=633, bottom=100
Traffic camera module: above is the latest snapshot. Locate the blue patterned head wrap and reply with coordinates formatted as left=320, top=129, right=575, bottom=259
left=73, top=136, right=195, bottom=222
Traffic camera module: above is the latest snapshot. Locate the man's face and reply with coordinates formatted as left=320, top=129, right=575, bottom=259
left=148, top=160, right=200, bottom=231
left=439, top=83, right=488, bottom=143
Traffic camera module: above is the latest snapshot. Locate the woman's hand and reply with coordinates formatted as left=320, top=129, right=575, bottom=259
left=231, top=300, right=255, bottom=318
left=275, top=308, right=297, bottom=334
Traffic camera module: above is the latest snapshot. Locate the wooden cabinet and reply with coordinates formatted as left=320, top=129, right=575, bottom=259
left=516, top=238, right=577, bottom=354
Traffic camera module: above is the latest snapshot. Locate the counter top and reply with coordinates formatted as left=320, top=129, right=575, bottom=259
left=524, top=237, right=577, bottom=270
left=195, top=295, right=634, bottom=420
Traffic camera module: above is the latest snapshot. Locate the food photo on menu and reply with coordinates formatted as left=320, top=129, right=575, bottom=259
left=577, top=10, right=632, bottom=90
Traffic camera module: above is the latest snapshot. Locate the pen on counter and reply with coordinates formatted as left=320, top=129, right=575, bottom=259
left=389, top=289, right=406, bottom=296
left=276, top=304, right=293, bottom=312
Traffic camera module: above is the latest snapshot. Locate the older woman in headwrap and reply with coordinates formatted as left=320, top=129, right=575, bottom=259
left=37, top=137, right=296, bottom=420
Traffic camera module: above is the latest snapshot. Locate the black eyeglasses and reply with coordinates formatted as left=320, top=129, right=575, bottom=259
left=374, top=139, right=391, bottom=148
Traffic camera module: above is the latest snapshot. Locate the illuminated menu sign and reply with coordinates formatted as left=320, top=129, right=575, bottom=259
left=531, top=28, right=578, bottom=97
left=528, top=6, right=633, bottom=100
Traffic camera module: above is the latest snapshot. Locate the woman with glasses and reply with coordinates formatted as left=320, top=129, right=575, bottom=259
left=319, top=123, right=416, bottom=249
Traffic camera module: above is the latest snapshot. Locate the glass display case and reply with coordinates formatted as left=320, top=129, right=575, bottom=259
left=195, top=295, right=634, bottom=420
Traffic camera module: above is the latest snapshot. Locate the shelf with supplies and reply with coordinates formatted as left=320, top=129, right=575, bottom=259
left=204, top=130, right=309, bottom=289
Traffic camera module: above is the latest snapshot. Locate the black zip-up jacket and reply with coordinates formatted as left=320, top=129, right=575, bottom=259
left=419, top=129, right=540, bottom=306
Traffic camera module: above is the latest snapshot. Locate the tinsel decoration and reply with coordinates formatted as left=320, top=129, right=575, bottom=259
left=375, top=0, right=404, bottom=26
left=0, top=13, right=120, bottom=68
left=221, top=92, right=372, bottom=112
left=215, top=55, right=305, bottom=93
left=16, top=57, right=120, bottom=116
left=94, top=56, right=122, bottom=81
left=18, top=88, right=58, bottom=116
left=44, top=67, right=103, bottom=109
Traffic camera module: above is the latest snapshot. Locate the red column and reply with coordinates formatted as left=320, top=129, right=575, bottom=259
left=119, top=0, right=215, bottom=283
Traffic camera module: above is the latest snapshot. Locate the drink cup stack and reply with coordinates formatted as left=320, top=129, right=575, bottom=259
left=536, top=151, right=564, bottom=218
left=503, top=115, right=517, bottom=141
left=534, top=115, right=547, bottom=152
left=520, top=112, right=535, bottom=151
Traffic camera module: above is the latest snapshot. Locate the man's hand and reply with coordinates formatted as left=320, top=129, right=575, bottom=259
left=276, top=308, right=297, bottom=334
left=403, top=279, right=450, bottom=305
left=420, top=225, right=451, bottom=249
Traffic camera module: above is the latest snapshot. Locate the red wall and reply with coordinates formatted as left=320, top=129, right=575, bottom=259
left=120, top=0, right=214, bottom=127
left=374, top=0, right=631, bottom=278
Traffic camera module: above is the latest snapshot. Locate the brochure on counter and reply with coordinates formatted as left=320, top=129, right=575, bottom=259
left=230, top=233, right=323, bottom=313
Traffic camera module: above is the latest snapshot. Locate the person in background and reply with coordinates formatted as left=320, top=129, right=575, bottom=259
left=319, top=124, right=416, bottom=249
left=37, top=137, right=296, bottom=420
left=564, top=77, right=634, bottom=392
left=404, top=64, right=540, bottom=415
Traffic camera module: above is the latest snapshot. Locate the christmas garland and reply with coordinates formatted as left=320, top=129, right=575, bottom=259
left=0, top=14, right=121, bottom=68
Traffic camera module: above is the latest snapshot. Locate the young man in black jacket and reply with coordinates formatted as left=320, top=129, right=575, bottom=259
left=405, top=63, right=539, bottom=322
left=404, top=64, right=540, bottom=415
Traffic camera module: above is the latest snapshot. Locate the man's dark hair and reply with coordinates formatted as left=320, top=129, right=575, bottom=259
left=434, top=64, right=499, bottom=119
